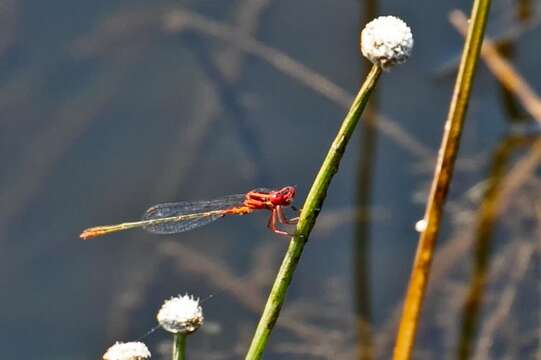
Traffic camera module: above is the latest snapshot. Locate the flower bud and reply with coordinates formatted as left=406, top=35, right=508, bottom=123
left=102, top=341, right=151, bottom=360
left=157, top=294, right=204, bottom=334
left=361, top=16, right=413, bottom=70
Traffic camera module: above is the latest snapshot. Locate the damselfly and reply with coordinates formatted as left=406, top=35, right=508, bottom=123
left=80, top=186, right=298, bottom=239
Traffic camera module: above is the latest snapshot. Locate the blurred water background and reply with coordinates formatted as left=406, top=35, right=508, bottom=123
left=1, top=0, right=541, bottom=358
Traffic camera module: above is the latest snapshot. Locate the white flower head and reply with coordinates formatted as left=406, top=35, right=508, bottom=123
left=157, top=294, right=204, bottom=334
left=361, top=16, right=413, bottom=70
left=102, top=341, right=151, bottom=360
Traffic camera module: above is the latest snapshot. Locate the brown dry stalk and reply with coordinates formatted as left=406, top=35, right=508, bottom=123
left=450, top=9, right=541, bottom=124
left=392, top=1, right=492, bottom=358
left=163, top=7, right=433, bottom=160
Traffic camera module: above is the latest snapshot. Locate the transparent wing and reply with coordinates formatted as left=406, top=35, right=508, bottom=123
left=249, top=188, right=273, bottom=195
left=141, top=194, right=247, bottom=234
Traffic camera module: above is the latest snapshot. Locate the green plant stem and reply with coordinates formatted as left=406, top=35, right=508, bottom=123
left=391, top=1, right=492, bottom=359
left=245, top=64, right=382, bottom=360
left=173, top=334, right=186, bottom=360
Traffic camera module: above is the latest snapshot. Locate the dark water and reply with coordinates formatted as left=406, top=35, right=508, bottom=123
left=1, top=0, right=541, bottom=359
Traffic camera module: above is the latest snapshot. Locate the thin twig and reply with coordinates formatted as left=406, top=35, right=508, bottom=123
left=163, top=7, right=433, bottom=160
left=473, top=241, right=535, bottom=360
left=217, top=0, right=271, bottom=80
left=456, top=137, right=520, bottom=360
left=450, top=9, right=541, bottom=124
left=496, top=138, right=541, bottom=212
left=155, top=0, right=273, bottom=195
left=375, top=135, right=539, bottom=357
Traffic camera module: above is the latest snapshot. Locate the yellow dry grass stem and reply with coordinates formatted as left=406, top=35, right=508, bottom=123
left=392, top=0, right=492, bottom=359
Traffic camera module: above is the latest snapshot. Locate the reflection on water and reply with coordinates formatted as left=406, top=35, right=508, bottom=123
left=354, top=1, right=378, bottom=359
left=1, top=0, right=541, bottom=359
left=456, top=135, right=537, bottom=359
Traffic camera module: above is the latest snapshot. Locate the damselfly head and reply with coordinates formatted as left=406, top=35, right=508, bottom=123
left=270, top=186, right=296, bottom=206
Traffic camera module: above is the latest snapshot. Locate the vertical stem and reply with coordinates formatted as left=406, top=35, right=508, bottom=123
left=173, top=334, right=187, bottom=360
left=392, top=1, right=492, bottom=359
left=355, top=2, right=378, bottom=360
left=245, top=64, right=382, bottom=360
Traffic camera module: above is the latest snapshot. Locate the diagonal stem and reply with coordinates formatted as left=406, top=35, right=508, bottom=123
left=245, top=64, right=382, bottom=359
left=392, top=0, right=492, bottom=359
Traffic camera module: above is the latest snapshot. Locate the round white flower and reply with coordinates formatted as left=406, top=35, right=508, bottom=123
left=102, top=341, right=151, bottom=360
left=361, top=16, right=413, bottom=70
left=157, top=294, right=204, bottom=334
